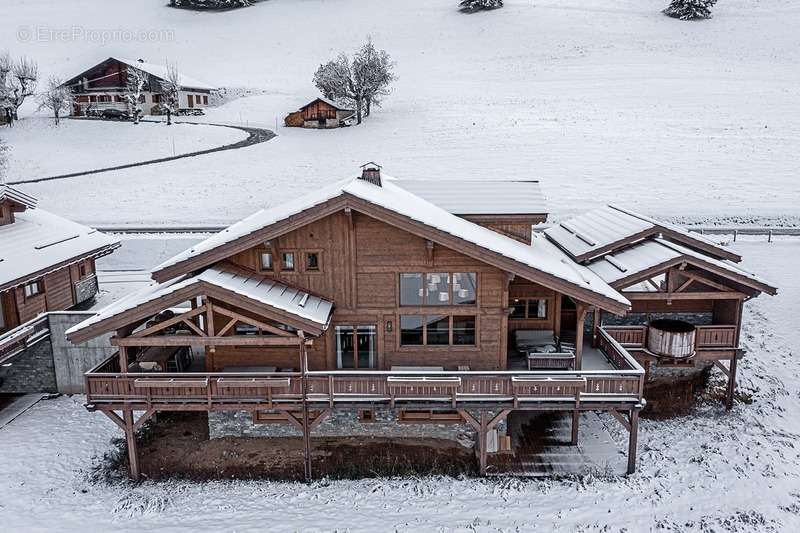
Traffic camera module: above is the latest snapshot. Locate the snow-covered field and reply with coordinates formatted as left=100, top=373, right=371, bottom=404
left=3, top=118, right=247, bottom=182
left=1, top=0, right=799, bottom=225
left=0, top=238, right=797, bottom=532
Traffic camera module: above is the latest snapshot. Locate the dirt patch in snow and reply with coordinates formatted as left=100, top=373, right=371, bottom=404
left=103, top=412, right=477, bottom=482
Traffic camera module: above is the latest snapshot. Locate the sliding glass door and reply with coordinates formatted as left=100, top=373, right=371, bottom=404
left=336, top=325, right=377, bottom=369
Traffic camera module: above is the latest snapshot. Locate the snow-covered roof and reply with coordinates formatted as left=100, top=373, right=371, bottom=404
left=0, top=185, right=37, bottom=209
left=393, top=179, right=547, bottom=216
left=299, top=96, right=353, bottom=112
left=155, top=176, right=629, bottom=309
left=0, top=208, right=120, bottom=291
left=587, top=238, right=775, bottom=293
left=545, top=205, right=737, bottom=263
left=114, top=57, right=216, bottom=91
left=66, top=264, right=334, bottom=338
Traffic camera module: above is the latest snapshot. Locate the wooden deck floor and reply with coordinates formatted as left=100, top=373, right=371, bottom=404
left=487, top=411, right=627, bottom=477
left=507, top=341, right=615, bottom=371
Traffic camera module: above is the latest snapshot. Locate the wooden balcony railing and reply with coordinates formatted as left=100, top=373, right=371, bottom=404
left=85, top=352, right=644, bottom=412
left=602, top=324, right=739, bottom=354
left=0, top=315, right=51, bottom=364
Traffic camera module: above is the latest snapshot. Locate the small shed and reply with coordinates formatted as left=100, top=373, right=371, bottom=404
left=285, top=97, right=354, bottom=129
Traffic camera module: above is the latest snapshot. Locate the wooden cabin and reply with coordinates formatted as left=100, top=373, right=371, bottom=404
left=67, top=165, right=775, bottom=480
left=0, top=185, right=119, bottom=334
left=285, top=97, right=355, bottom=129
left=61, top=57, right=216, bottom=117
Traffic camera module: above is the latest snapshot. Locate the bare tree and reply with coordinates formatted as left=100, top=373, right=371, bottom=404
left=353, top=39, right=395, bottom=118
left=160, top=62, right=181, bottom=125
left=0, top=54, right=38, bottom=125
left=37, top=77, right=74, bottom=126
left=313, top=40, right=395, bottom=125
left=123, top=65, right=148, bottom=124
left=0, top=138, right=9, bottom=184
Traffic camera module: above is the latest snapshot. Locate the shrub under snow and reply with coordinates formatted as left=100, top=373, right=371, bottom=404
left=460, top=0, right=503, bottom=11
left=663, top=0, right=717, bottom=20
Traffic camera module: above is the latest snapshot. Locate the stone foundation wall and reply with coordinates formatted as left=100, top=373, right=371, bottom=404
left=0, top=337, right=57, bottom=393
left=209, top=408, right=509, bottom=450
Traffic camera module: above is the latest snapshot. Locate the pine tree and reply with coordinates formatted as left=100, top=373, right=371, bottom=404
left=459, top=0, right=503, bottom=11
left=663, top=0, right=717, bottom=21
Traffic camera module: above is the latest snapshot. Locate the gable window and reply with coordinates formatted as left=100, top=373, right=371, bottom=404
left=399, top=272, right=477, bottom=306
left=400, top=315, right=476, bottom=346
left=24, top=280, right=42, bottom=299
left=306, top=252, right=320, bottom=272
left=510, top=298, right=548, bottom=320
left=282, top=252, right=295, bottom=271
left=259, top=251, right=274, bottom=271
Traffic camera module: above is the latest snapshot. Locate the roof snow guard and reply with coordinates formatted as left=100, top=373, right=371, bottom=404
left=545, top=205, right=740, bottom=264
left=0, top=184, right=38, bottom=209
left=151, top=173, right=630, bottom=315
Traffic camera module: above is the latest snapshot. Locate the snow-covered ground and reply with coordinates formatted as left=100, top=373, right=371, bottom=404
left=3, top=118, right=247, bottom=182
left=0, top=238, right=797, bottom=532
left=1, top=0, right=799, bottom=225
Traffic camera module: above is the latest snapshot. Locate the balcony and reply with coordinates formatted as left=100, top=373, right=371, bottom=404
left=84, top=328, right=644, bottom=412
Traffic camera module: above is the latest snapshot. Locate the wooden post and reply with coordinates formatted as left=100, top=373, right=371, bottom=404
left=479, top=411, right=488, bottom=476
left=591, top=308, right=601, bottom=349
left=123, top=409, right=140, bottom=481
left=119, top=345, right=129, bottom=372
left=574, top=303, right=589, bottom=370
left=725, top=353, right=738, bottom=411
left=298, top=331, right=312, bottom=482
left=571, top=410, right=580, bottom=445
left=626, top=409, right=639, bottom=475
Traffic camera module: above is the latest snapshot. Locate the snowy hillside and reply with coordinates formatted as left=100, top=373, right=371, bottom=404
left=2, top=0, right=799, bottom=225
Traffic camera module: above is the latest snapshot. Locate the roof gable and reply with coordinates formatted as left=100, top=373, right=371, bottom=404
left=299, top=97, right=353, bottom=112
left=0, top=185, right=38, bottom=210
left=152, top=176, right=630, bottom=314
left=62, top=57, right=216, bottom=91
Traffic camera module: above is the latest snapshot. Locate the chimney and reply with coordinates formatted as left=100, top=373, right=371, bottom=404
left=359, top=162, right=382, bottom=187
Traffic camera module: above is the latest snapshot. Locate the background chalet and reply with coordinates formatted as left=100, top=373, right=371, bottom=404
left=61, top=57, right=216, bottom=117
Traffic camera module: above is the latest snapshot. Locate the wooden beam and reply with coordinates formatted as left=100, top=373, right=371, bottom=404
left=479, top=411, right=488, bottom=476
left=458, top=409, right=480, bottom=431
left=623, top=291, right=746, bottom=301
left=713, top=360, right=730, bottom=378
left=299, top=330, right=312, bottom=483
left=123, top=409, right=140, bottom=481
left=726, top=354, right=738, bottom=411
left=131, top=305, right=208, bottom=338
left=181, top=318, right=207, bottom=338
left=133, top=409, right=156, bottom=431
left=486, top=409, right=511, bottom=431
left=213, top=306, right=295, bottom=337
left=119, top=345, right=129, bottom=372
left=308, top=409, right=331, bottom=430
left=681, top=271, right=735, bottom=293
left=100, top=409, right=126, bottom=431
left=627, top=409, right=639, bottom=475
left=217, top=316, right=238, bottom=337
left=574, top=303, right=589, bottom=370
left=609, top=409, right=631, bottom=432
left=674, top=278, right=694, bottom=293
left=113, top=335, right=308, bottom=347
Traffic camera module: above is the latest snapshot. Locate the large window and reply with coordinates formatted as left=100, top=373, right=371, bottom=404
left=399, top=272, right=477, bottom=306
left=336, top=325, right=376, bottom=368
left=400, top=315, right=476, bottom=346
left=510, top=298, right=548, bottom=320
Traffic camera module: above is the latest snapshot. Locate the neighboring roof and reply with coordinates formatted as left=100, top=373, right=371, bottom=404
left=153, top=176, right=630, bottom=312
left=0, top=185, right=37, bottom=209
left=66, top=264, right=334, bottom=341
left=0, top=208, right=120, bottom=291
left=545, top=205, right=740, bottom=263
left=115, top=58, right=216, bottom=91
left=586, top=238, right=776, bottom=295
left=392, top=179, right=547, bottom=216
left=299, top=97, right=353, bottom=112
left=62, top=57, right=216, bottom=91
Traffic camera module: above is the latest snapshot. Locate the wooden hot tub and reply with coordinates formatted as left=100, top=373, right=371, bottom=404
left=647, top=319, right=696, bottom=359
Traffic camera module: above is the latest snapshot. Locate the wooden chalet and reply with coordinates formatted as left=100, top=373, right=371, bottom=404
left=284, top=97, right=355, bottom=129
left=61, top=57, right=216, bottom=117
left=66, top=165, right=775, bottom=480
left=0, top=185, right=119, bottom=334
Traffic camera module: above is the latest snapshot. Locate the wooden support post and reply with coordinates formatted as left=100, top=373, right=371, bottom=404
left=298, top=331, right=312, bottom=482
left=479, top=411, right=488, bottom=476
left=571, top=410, right=580, bottom=446
left=574, top=303, right=589, bottom=370
left=626, top=408, right=639, bottom=475
left=591, top=308, right=601, bottom=349
left=726, top=353, right=738, bottom=411
left=123, top=409, right=140, bottom=481
left=119, top=345, right=129, bottom=372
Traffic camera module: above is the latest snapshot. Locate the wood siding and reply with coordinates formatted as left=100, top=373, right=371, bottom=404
left=226, top=211, right=512, bottom=370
